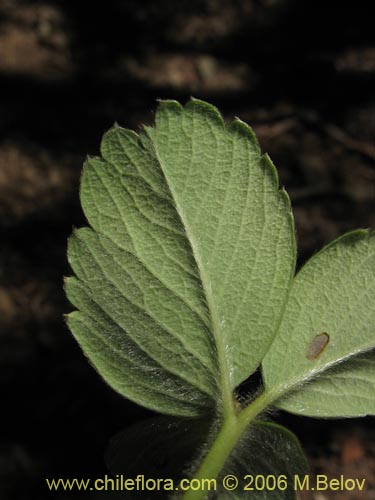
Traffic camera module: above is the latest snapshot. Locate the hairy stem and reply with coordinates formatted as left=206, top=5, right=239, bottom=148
left=182, top=390, right=274, bottom=500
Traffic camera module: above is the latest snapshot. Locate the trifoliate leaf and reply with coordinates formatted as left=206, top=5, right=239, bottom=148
left=66, top=99, right=295, bottom=416
left=262, top=229, right=375, bottom=417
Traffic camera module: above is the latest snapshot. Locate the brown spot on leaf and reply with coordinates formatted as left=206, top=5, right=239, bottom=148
left=307, top=332, right=330, bottom=360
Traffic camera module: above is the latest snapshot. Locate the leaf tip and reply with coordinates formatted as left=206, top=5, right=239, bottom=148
left=156, top=99, right=184, bottom=113
left=185, top=98, right=225, bottom=128
left=63, top=274, right=77, bottom=290
left=321, top=227, right=374, bottom=255
left=228, top=118, right=261, bottom=154
left=154, top=99, right=184, bottom=129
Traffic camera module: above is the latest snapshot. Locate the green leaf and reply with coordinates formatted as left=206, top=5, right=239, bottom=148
left=66, top=99, right=295, bottom=416
left=262, top=230, right=375, bottom=417
left=147, top=100, right=296, bottom=388
left=106, top=417, right=308, bottom=500
left=65, top=276, right=211, bottom=416
left=275, top=350, right=375, bottom=417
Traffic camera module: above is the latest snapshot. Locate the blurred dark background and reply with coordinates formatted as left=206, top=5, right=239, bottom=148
left=0, top=1, right=374, bottom=499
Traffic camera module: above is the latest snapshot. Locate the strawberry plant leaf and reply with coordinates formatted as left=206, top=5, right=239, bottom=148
left=275, top=350, right=375, bottom=417
left=146, top=100, right=296, bottom=389
left=65, top=99, right=374, bottom=500
left=66, top=99, right=295, bottom=416
left=106, top=417, right=308, bottom=500
left=262, top=230, right=375, bottom=417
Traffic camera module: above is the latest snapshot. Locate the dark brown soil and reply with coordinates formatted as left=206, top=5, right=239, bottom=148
left=0, top=1, right=374, bottom=499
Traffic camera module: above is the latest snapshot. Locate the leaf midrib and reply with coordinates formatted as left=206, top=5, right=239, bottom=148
left=148, top=129, right=236, bottom=418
